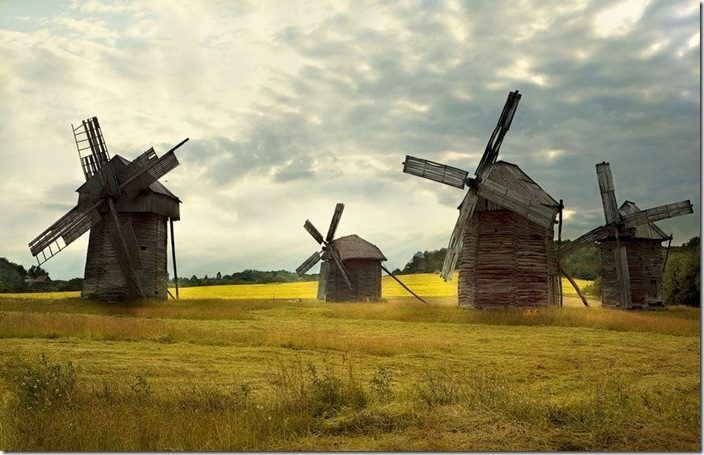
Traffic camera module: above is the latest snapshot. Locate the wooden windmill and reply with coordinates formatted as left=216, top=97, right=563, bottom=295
left=402, top=90, right=562, bottom=309
left=28, top=117, right=188, bottom=301
left=296, top=203, right=426, bottom=303
left=560, top=161, right=693, bottom=309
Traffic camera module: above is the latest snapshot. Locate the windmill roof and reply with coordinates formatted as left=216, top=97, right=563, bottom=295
left=332, top=234, right=387, bottom=261
left=484, top=161, right=560, bottom=208
left=619, top=201, right=671, bottom=241
left=75, top=154, right=180, bottom=201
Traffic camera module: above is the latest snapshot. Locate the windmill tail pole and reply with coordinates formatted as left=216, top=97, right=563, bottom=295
left=167, top=137, right=190, bottom=154
left=559, top=266, right=590, bottom=308
left=381, top=265, right=427, bottom=304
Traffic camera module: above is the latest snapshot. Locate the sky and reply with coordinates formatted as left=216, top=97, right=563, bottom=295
left=0, top=0, right=700, bottom=279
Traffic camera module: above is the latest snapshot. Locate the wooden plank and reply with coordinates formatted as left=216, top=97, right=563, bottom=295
left=296, top=251, right=321, bottom=275
left=622, top=200, right=693, bottom=228
left=107, top=199, right=146, bottom=299
left=304, top=220, right=324, bottom=245
left=326, top=203, right=344, bottom=242
left=613, top=231, right=632, bottom=308
left=441, top=190, right=478, bottom=280
left=596, top=162, right=620, bottom=224
left=403, top=155, right=468, bottom=189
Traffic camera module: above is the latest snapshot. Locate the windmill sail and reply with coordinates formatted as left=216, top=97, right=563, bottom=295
left=621, top=200, right=693, bottom=228
left=403, top=155, right=468, bottom=189
left=73, top=117, right=111, bottom=181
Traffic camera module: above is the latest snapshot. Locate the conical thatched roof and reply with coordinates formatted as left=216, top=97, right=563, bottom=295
left=331, top=234, right=387, bottom=261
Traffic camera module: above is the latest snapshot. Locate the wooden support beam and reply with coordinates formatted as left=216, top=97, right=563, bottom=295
left=170, top=218, right=179, bottom=300
left=560, top=266, right=590, bottom=307
left=558, top=199, right=564, bottom=308
left=381, top=265, right=427, bottom=304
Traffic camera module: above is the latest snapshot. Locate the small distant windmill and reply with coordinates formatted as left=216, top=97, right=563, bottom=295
left=28, top=117, right=188, bottom=300
left=296, top=203, right=426, bottom=303
left=402, top=90, right=562, bottom=308
left=560, top=161, right=693, bottom=309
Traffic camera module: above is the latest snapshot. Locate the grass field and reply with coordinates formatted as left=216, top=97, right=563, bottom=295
left=0, top=274, right=699, bottom=451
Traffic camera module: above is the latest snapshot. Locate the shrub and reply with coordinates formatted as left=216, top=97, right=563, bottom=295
left=2, top=354, right=75, bottom=411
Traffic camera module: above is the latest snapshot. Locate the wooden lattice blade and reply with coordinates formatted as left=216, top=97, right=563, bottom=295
left=622, top=200, right=693, bottom=229
left=304, top=220, right=325, bottom=245
left=326, top=203, right=344, bottom=243
left=403, top=155, right=468, bottom=189
left=560, top=225, right=610, bottom=258
left=28, top=202, right=103, bottom=263
left=596, top=162, right=620, bottom=224
left=475, top=90, right=521, bottom=178
left=296, top=251, right=321, bottom=275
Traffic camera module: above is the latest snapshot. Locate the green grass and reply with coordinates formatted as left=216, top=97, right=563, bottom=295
left=0, top=274, right=699, bottom=451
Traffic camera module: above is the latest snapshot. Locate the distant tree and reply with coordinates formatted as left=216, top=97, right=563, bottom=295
left=560, top=242, right=600, bottom=280
left=216, top=272, right=222, bottom=280
left=0, top=258, right=27, bottom=292
left=663, top=237, right=700, bottom=307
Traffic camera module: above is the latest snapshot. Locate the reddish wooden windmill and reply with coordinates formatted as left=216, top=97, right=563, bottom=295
left=296, top=203, right=426, bottom=303
left=402, top=91, right=563, bottom=309
left=560, top=161, right=693, bottom=309
left=28, top=117, right=188, bottom=300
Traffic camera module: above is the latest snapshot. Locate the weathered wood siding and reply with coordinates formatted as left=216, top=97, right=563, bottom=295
left=323, top=259, right=381, bottom=302
left=458, top=209, right=558, bottom=309
left=82, top=212, right=169, bottom=300
left=599, top=239, right=664, bottom=307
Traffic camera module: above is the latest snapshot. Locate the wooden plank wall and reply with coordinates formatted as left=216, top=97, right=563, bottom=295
left=324, top=259, right=381, bottom=302
left=458, top=209, right=558, bottom=309
left=82, top=212, right=169, bottom=300
left=599, top=239, right=664, bottom=307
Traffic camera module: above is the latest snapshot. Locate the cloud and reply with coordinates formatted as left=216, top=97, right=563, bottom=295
left=0, top=0, right=698, bottom=279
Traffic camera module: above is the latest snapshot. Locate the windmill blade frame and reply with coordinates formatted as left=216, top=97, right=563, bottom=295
left=621, top=200, right=693, bottom=229
left=596, top=162, right=620, bottom=224
left=304, top=220, right=325, bottom=245
left=28, top=202, right=104, bottom=264
left=441, top=189, right=479, bottom=280
left=296, top=251, right=322, bottom=275
left=560, top=225, right=611, bottom=257
left=326, top=203, right=344, bottom=242
left=402, top=155, right=468, bottom=189
left=475, top=90, right=521, bottom=178
left=475, top=179, right=556, bottom=229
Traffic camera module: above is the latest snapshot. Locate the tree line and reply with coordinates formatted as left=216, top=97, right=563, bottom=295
left=0, top=236, right=699, bottom=306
